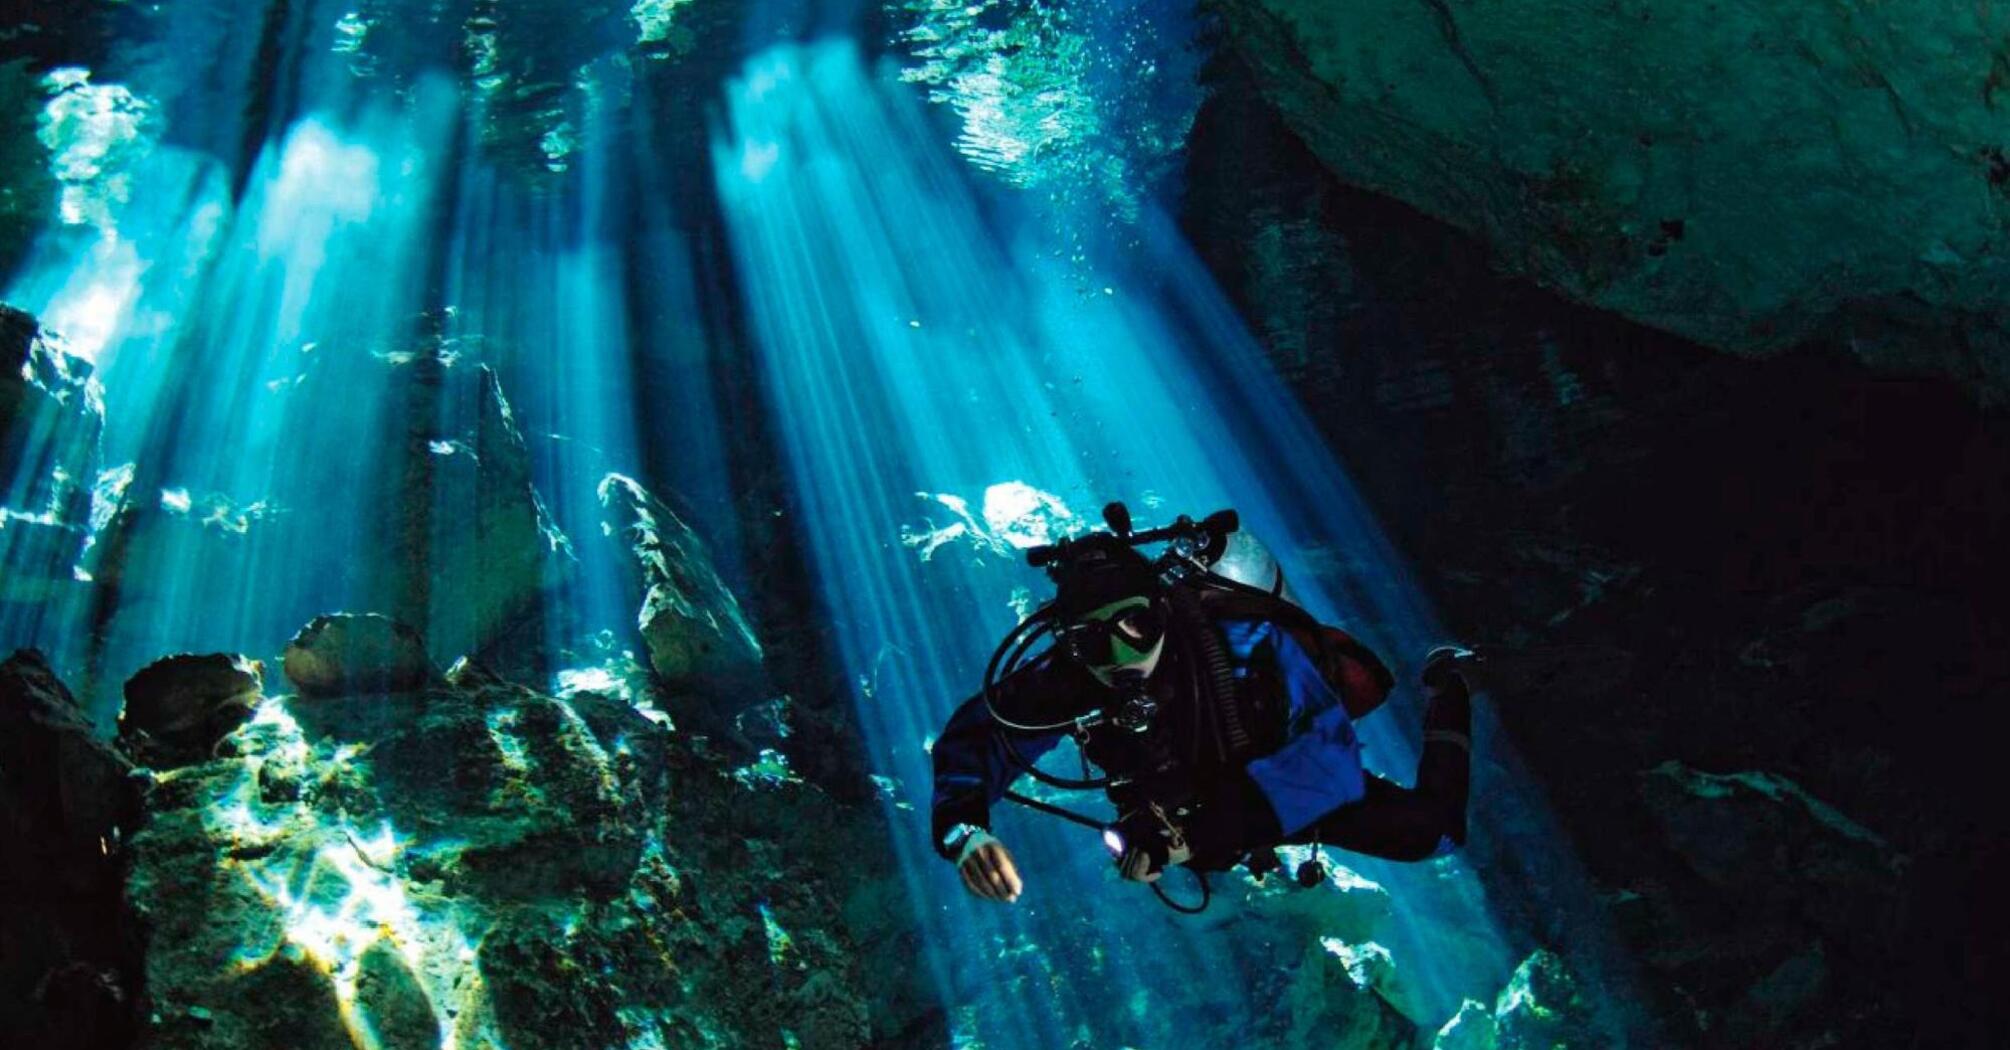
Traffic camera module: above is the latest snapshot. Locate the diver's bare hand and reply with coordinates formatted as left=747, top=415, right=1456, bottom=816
left=955, top=831, right=1023, bottom=903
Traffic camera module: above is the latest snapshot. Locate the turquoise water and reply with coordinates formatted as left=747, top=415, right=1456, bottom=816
left=1, top=2, right=1641, bottom=1045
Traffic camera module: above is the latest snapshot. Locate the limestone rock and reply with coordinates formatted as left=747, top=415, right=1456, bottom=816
left=0, top=509, right=88, bottom=602
left=1, top=648, right=134, bottom=856
left=1492, top=950, right=1602, bottom=1050
left=390, top=362, right=572, bottom=667
left=1639, top=761, right=1901, bottom=935
left=117, top=653, right=263, bottom=770
left=1281, top=937, right=1420, bottom=1049
left=281, top=613, right=436, bottom=697
left=124, top=665, right=882, bottom=1048
left=597, top=473, right=762, bottom=691
left=0, top=304, right=103, bottom=530
left=0, top=305, right=103, bottom=606
left=87, top=347, right=571, bottom=677
left=0, top=650, right=138, bottom=1048
left=1431, top=950, right=1608, bottom=1050
left=1209, top=0, right=2010, bottom=397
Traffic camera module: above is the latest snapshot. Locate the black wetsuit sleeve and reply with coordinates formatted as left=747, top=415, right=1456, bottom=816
left=928, top=658, right=1077, bottom=859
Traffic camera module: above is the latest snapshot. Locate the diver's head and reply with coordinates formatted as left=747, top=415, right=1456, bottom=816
left=1051, top=537, right=1168, bottom=688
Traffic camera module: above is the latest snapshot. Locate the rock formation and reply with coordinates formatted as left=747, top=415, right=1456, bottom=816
left=115, top=616, right=901, bottom=1049
left=116, top=653, right=263, bottom=769
left=0, top=303, right=102, bottom=603
left=1207, top=0, right=2010, bottom=398
left=281, top=613, right=437, bottom=698
left=597, top=472, right=763, bottom=693
left=1183, top=50, right=2007, bottom=1046
left=0, top=649, right=139, bottom=1049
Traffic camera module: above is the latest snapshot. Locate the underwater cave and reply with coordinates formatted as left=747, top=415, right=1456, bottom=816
left=1, top=1, right=2004, bottom=1047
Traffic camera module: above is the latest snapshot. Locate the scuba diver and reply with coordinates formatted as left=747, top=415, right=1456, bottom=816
left=930, top=504, right=1476, bottom=909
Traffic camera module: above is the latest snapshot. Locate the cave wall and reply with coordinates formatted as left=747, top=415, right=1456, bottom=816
left=1204, top=0, right=2010, bottom=401
left=1181, top=51, right=2009, bottom=1049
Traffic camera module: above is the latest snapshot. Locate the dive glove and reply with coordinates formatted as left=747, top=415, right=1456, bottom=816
left=1107, top=803, right=1192, bottom=882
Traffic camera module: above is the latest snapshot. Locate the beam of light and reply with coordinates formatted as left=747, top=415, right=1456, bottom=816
left=3, top=3, right=745, bottom=717
left=717, top=39, right=1648, bottom=1042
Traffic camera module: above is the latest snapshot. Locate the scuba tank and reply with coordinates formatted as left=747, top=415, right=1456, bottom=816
left=979, top=502, right=1382, bottom=913
left=1205, top=528, right=1292, bottom=601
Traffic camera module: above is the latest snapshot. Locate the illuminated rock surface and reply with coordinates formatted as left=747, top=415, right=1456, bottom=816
left=1208, top=0, right=2010, bottom=397
left=1428, top=950, right=1604, bottom=1050
left=0, top=303, right=102, bottom=591
left=123, top=624, right=886, bottom=1049
left=597, top=472, right=762, bottom=693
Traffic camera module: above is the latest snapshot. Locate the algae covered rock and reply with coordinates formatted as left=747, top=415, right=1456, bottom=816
left=1281, top=937, right=1419, bottom=1050
left=117, top=653, right=263, bottom=769
left=1429, top=949, right=1607, bottom=1050
left=597, top=472, right=762, bottom=690
left=1208, top=0, right=2010, bottom=397
left=0, top=649, right=139, bottom=1048
left=124, top=657, right=882, bottom=1048
left=281, top=613, right=436, bottom=697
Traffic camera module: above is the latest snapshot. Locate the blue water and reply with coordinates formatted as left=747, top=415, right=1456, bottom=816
left=1, top=2, right=1643, bottom=1044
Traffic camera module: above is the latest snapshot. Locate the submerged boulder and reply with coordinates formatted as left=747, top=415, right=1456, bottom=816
left=597, top=473, right=762, bottom=692
left=0, top=650, right=138, bottom=1049
left=124, top=658, right=886, bottom=1048
left=117, top=653, right=263, bottom=769
left=1208, top=0, right=2010, bottom=397
left=281, top=613, right=436, bottom=697
left=391, top=362, right=572, bottom=667
left=1430, top=950, right=1607, bottom=1050
left=1640, top=761, right=1901, bottom=927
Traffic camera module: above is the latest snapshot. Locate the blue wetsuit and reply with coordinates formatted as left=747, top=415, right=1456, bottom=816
left=931, top=609, right=1470, bottom=867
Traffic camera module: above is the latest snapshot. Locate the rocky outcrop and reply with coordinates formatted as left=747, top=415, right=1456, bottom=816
left=1183, top=52, right=2009, bottom=1046
left=597, top=473, right=762, bottom=693
left=121, top=618, right=902, bottom=1049
left=389, top=361, right=572, bottom=669
left=0, top=649, right=139, bottom=1049
left=0, top=304, right=103, bottom=600
left=1431, top=951, right=1607, bottom=1050
left=86, top=342, right=573, bottom=686
left=281, top=613, right=435, bottom=697
left=1207, top=0, right=2010, bottom=398
left=116, top=653, right=263, bottom=769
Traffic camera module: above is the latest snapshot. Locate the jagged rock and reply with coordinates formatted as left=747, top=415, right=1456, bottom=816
left=597, top=472, right=762, bottom=691
left=389, top=362, right=572, bottom=667
left=1208, top=0, right=2010, bottom=397
left=1431, top=950, right=1607, bottom=1050
left=87, top=347, right=570, bottom=678
left=1281, top=937, right=1419, bottom=1049
left=0, top=305, right=103, bottom=597
left=0, top=648, right=133, bottom=854
left=124, top=667, right=884, bottom=1047
left=1432, top=999, right=1497, bottom=1050
left=1492, top=950, right=1603, bottom=1050
left=0, top=650, right=138, bottom=1048
left=281, top=613, right=436, bottom=697
left=1640, top=761, right=1902, bottom=935
left=116, top=653, right=263, bottom=769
